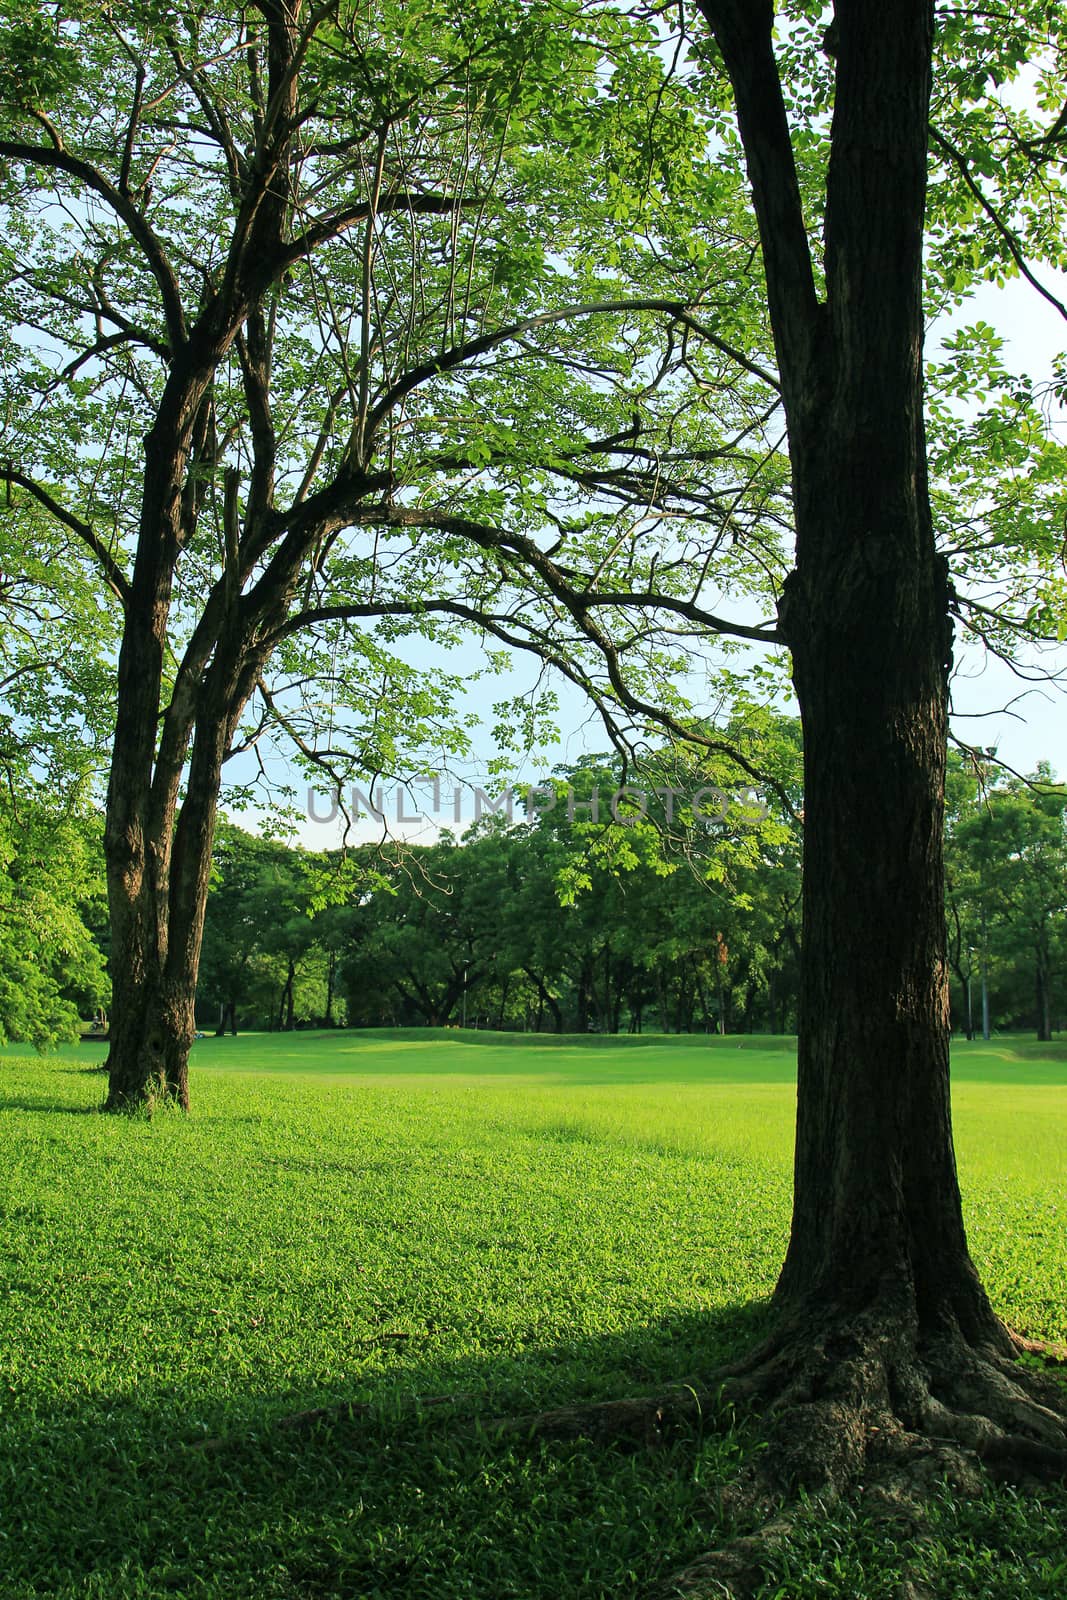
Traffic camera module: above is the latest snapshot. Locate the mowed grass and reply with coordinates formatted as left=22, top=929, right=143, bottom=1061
left=0, top=1032, right=1065, bottom=1598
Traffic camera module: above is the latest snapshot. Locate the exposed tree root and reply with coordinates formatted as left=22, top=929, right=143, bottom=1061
left=489, top=1311, right=1067, bottom=1598
left=191, top=1391, right=474, bottom=1452
left=1004, top=1325, right=1067, bottom=1366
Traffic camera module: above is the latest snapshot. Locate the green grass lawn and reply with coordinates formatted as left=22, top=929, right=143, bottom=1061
left=1, top=1030, right=1065, bottom=1598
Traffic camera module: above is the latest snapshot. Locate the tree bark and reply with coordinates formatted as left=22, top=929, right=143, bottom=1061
left=523, top=968, right=560, bottom=1033
left=216, top=999, right=237, bottom=1037
left=104, top=725, right=229, bottom=1108
left=102, top=427, right=196, bottom=1112
left=324, top=951, right=336, bottom=1027
left=103, top=582, right=260, bottom=1109
left=696, top=0, right=1008, bottom=1352
left=283, top=958, right=296, bottom=1030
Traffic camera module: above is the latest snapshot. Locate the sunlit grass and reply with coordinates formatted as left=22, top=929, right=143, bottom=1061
left=0, top=1030, right=1064, bottom=1597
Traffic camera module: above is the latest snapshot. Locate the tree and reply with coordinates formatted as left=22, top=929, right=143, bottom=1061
left=330, top=732, right=801, bottom=1037
left=1, top=0, right=785, bottom=1110
left=496, top=739, right=799, bottom=1034
left=515, top=1, right=1067, bottom=1581
left=198, top=823, right=369, bottom=1029
left=0, top=491, right=113, bottom=1045
left=944, top=751, right=988, bottom=1037
left=709, top=0, right=1066, bottom=1552
left=341, top=829, right=517, bottom=1028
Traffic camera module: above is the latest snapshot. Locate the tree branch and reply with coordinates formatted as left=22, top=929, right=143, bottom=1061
left=929, top=124, right=1067, bottom=324
left=60, top=328, right=162, bottom=379
left=5, top=469, right=130, bottom=606
left=0, top=142, right=187, bottom=349
left=363, top=297, right=766, bottom=444
left=345, top=505, right=779, bottom=645
left=692, top=0, right=822, bottom=421
left=269, top=586, right=794, bottom=816
left=276, top=192, right=481, bottom=280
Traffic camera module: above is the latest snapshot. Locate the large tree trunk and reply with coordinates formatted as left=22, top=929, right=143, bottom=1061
left=102, top=426, right=193, bottom=1112
left=639, top=4, right=1067, bottom=1571
left=104, top=939, right=196, bottom=1112
left=768, top=0, right=1005, bottom=1351
left=103, top=723, right=225, bottom=1112
left=688, top=0, right=1004, bottom=1343
left=777, top=526, right=1004, bottom=1347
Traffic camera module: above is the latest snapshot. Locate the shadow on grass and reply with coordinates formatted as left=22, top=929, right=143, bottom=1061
left=1, top=1303, right=771, bottom=1600
left=7, top=1307, right=1067, bottom=1600
left=0, top=1094, right=100, bottom=1115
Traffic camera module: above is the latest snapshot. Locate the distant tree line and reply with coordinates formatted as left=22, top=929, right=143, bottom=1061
left=193, top=743, right=1067, bottom=1039
left=1, top=732, right=1064, bottom=1045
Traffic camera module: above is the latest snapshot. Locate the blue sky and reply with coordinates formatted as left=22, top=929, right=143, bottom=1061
left=945, top=273, right=1067, bottom=779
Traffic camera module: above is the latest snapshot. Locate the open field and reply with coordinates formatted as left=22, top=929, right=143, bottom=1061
left=1, top=1031, right=1065, bottom=1597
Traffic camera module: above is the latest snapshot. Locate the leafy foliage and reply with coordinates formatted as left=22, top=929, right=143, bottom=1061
left=0, top=792, right=107, bottom=1045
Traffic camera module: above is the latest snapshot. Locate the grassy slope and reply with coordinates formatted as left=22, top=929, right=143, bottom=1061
left=0, top=1032, right=1065, bottom=1598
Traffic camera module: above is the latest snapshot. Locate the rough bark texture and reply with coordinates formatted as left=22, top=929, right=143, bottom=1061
left=103, top=418, right=201, bottom=1113
left=103, top=658, right=236, bottom=1111
left=104, top=611, right=268, bottom=1110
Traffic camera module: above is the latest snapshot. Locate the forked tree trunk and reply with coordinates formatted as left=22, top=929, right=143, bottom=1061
left=103, top=729, right=225, bottom=1112
left=102, top=432, right=193, bottom=1112
left=104, top=936, right=197, bottom=1111
left=99, top=5, right=307, bottom=1113
left=104, top=606, right=257, bottom=1111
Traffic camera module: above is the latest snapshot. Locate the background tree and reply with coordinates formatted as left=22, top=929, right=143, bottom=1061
left=198, top=823, right=372, bottom=1030
left=0, top=488, right=113, bottom=1044
left=336, top=724, right=802, bottom=1036
left=342, top=829, right=518, bottom=1028
left=947, top=761, right=1067, bottom=1039
left=944, top=751, right=989, bottom=1038
left=0, top=789, right=108, bottom=1047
